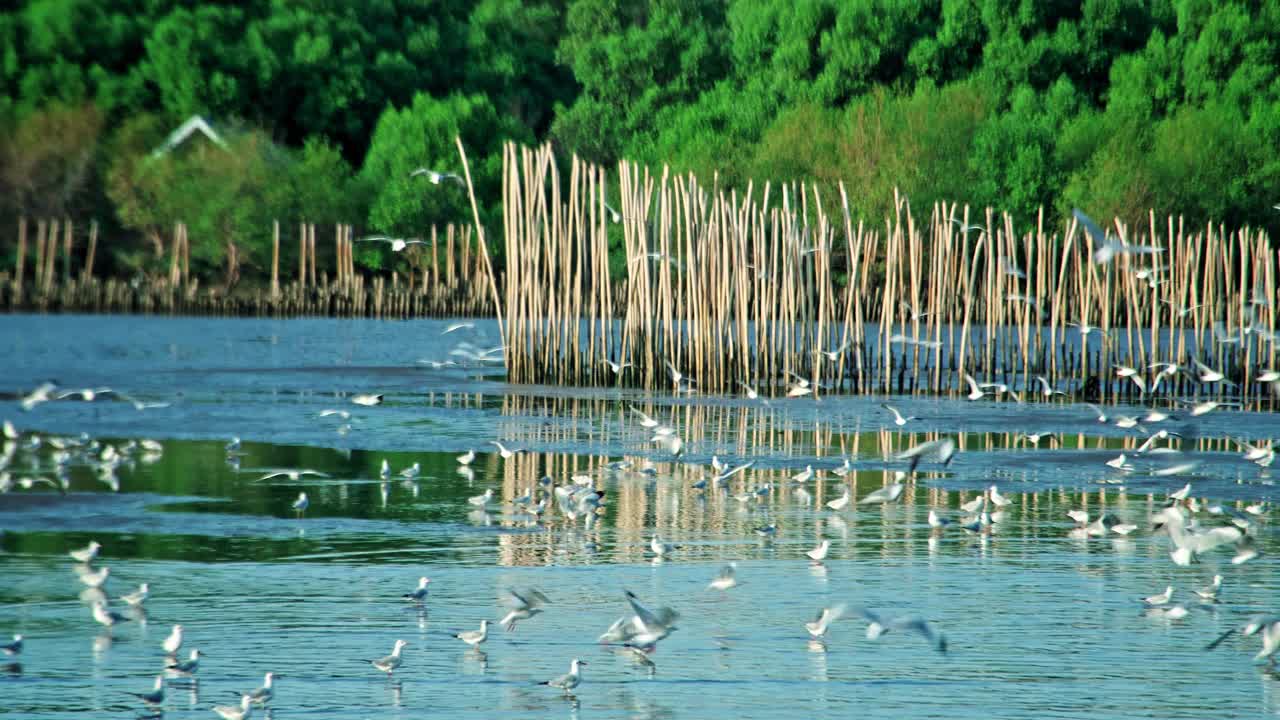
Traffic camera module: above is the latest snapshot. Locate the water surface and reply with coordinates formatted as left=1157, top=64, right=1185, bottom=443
left=2, top=314, right=1280, bottom=720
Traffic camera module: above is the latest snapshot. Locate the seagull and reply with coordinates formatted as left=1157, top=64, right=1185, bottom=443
left=127, top=675, right=164, bottom=705
left=120, top=583, right=149, bottom=607
left=707, top=563, right=738, bottom=591
left=163, top=624, right=184, bottom=654
left=790, top=465, right=814, bottom=483
left=1034, top=376, right=1065, bottom=398
left=881, top=403, right=917, bottom=426
left=165, top=648, right=202, bottom=676
left=988, top=485, right=1012, bottom=508
left=1192, top=359, right=1233, bottom=385
left=542, top=658, right=586, bottom=695
left=501, top=588, right=550, bottom=631
left=318, top=409, right=350, bottom=420
left=351, top=393, right=383, bottom=406
left=602, top=359, right=632, bottom=374
left=368, top=639, right=408, bottom=675
left=860, top=481, right=905, bottom=505
left=69, top=540, right=101, bottom=564
left=962, top=374, right=985, bottom=400
left=241, top=672, right=276, bottom=705
left=212, top=695, right=253, bottom=720
left=291, top=492, right=309, bottom=516
left=1, top=634, right=22, bottom=656
left=399, top=463, right=420, bottom=479
left=455, top=620, right=489, bottom=648
left=257, top=469, right=329, bottom=482
left=1115, top=365, right=1146, bottom=393
left=603, top=202, right=622, bottom=223
left=862, top=609, right=947, bottom=653
left=952, top=218, right=984, bottom=236
left=1084, top=403, right=1108, bottom=423
left=739, top=381, right=760, bottom=399
left=19, top=382, right=57, bottom=411
left=457, top=449, right=475, bottom=465
left=490, top=441, right=517, bottom=459
left=56, top=387, right=114, bottom=402
left=805, top=604, right=847, bottom=638
left=806, top=539, right=831, bottom=563
left=79, top=566, right=110, bottom=588
left=927, top=510, right=953, bottom=530
left=91, top=601, right=129, bottom=629
left=1141, top=586, right=1174, bottom=606
left=410, top=167, right=464, bottom=185
left=442, top=322, right=475, bottom=334
left=1194, top=575, right=1223, bottom=602
left=1075, top=209, right=1163, bottom=264
left=826, top=487, right=851, bottom=511
left=355, top=235, right=428, bottom=252
left=650, top=535, right=676, bottom=558
left=402, top=576, right=431, bottom=602
left=896, top=438, right=957, bottom=471
left=468, top=488, right=494, bottom=508
left=1205, top=615, right=1280, bottom=663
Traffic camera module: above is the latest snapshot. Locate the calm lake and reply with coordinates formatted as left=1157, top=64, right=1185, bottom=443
left=3, top=313, right=1280, bottom=719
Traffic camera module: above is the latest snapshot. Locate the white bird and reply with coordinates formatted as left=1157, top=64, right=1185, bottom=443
left=707, top=563, right=738, bottom=591
left=650, top=535, right=675, bottom=558
left=368, top=639, right=408, bottom=675
left=69, top=540, right=101, bottom=564
left=542, top=658, right=586, bottom=695
left=963, top=374, right=985, bottom=400
left=1034, top=376, right=1065, bottom=398
left=601, top=358, right=632, bottom=374
left=410, top=167, right=464, bottom=185
left=1194, top=575, right=1223, bottom=602
left=862, top=609, right=947, bottom=653
left=881, top=403, right=917, bottom=426
left=1192, top=359, right=1231, bottom=385
left=257, top=468, right=329, bottom=482
left=1, top=634, right=22, bottom=656
left=79, top=566, right=110, bottom=588
left=350, top=393, right=383, bottom=406
left=500, top=588, right=550, bottom=631
left=318, top=409, right=350, bottom=420
left=127, top=675, right=164, bottom=705
left=165, top=648, right=202, bottom=676
left=790, top=465, right=814, bottom=483
left=806, top=539, right=831, bottom=563
left=988, top=485, right=1012, bottom=508
left=489, top=440, right=517, bottom=459
left=91, top=601, right=129, bottom=629
left=896, top=438, right=957, bottom=471
left=1075, top=209, right=1163, bottom=264
left=357, top=235, right=429, bottom=253
left=442, top=322, right=475, bottom=334
left=291, top=492, right=309, bottom=515
left=402, top=576, right=431, bottom=602
left=826, top=487, right=851, bottom=511
left=630, top=407, right=660, bottom=428
left=860, top=481, right=905, bottom=505
left=120, top=583, right=149, bottom=607
left=739, top=382, right=760, bottom=399
left=212, top=695, right=253, bottom=720
left=927, top=510, right=952, bottom=530
left=1141, top=586, right=1174, bottom=606
left=805, top=604, right=847, bottom=638
left=56, top=387, right=114, bottom=402
left=19, top=382, right=57, bottom=411
left=163, top=624, right=184, bottom=654
left=468, top=488, right=494, bottom=508
left=243, top=672, right=276, bottom=705
left=457, top=449, right=475, bottom=465
left=455, top=620, right=489, bottom=647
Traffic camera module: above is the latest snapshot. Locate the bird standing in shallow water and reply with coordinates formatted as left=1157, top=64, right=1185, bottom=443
left=542, top=658, right=586, bottom=695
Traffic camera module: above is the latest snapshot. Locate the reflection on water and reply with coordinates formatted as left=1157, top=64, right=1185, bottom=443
left=2, top=315, right=1280, bottom=719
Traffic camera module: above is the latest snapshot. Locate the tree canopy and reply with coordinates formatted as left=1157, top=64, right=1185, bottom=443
left=2, top=0, right=1278, bottom=284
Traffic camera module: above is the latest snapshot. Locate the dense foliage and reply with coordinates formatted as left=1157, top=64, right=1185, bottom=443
left=1, top=0, right=1278, bottom=283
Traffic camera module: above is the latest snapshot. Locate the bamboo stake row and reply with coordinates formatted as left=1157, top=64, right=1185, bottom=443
left=499, top=141, right=1278, bottom=405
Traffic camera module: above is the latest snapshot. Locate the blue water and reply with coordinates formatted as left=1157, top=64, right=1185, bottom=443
left=2, top=314, right=1279, bottom=719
